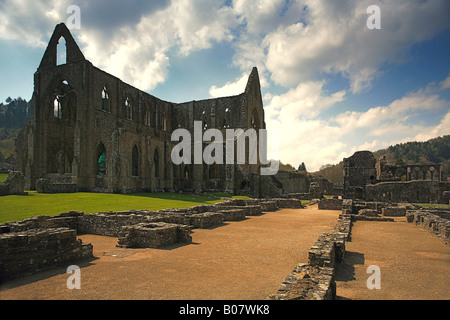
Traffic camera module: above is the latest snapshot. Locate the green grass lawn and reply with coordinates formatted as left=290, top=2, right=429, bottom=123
left=0, top=173, right=8, bottom=184
left=0, top=191, right=225, bottom=224
left=204, top=191, right=251, bottom=200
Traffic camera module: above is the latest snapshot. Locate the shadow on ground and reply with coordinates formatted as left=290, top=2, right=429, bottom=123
left=335, top=251, right=365, bottom=300
left=335, top=251, right=365, bottom=282
left=0, top=257, right=98, bottom=291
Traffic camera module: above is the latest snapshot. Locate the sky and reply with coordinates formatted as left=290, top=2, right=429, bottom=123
left=0, top=0, right=449, bottom=172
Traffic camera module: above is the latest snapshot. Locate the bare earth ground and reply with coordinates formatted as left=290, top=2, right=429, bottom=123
left=0, top=207, right=340, bottom=300
left=1, top=206, right=449, bottom=300
left=336, top=217, right=450, bottom=300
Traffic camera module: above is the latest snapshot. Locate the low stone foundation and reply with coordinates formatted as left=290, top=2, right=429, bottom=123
left=358, top=209, right=380, bottom=217
left=268, top=264, right=335, bottom=300
left=0, top=211, right=83, bottom=234
left=382, top=207, right=406, bottom=217
left=188, top=212, right=224, bottom=229
left=78, top=213, right=150, bottom=237
left=406, top=210, right=450, bottom=244
left=0, top=228, right=93, bottom=282
left=273, top=198, right=303, bottom=209
left=117, top=222, right=192, bottom=248
left=269, top=212, right=353, bottom=300
left=217, top=209, right=246, bottom=221
left=318, top=198, right=343, bottom=210
left=36, top=174, right=78, bottom=194
left=260, top=201, right=278, bottom=212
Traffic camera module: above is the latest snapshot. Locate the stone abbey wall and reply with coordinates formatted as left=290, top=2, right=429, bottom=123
left=16, top=23, right=285, bottom=198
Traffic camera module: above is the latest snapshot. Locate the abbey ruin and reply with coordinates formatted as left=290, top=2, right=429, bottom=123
left=1, top=23, right=449, bottom=301
left=14, top=23, right=317, bottom=199
left=343, top=151, right=449, bottom=204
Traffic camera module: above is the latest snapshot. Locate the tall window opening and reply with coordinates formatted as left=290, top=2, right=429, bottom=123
left=145, top=105, right=151, bottom=126
left=162, top=112, right=167, bottom=131
left=96, top=142, right=107, bottom=176
left=223, top=108, right=231, bottom=128
left=154, top=149, right=160, bottom=178
left=56, top=37, right=67, bottom=66
left=184, top=166, right=190, bottom=180
left=124, top=97, right=132, bottom=120
left=53, top=96, right=62, bottom=119
left=102, top=87, right=110, bottom=112
left=250, top=109, right=260, bottom=130
left=132, top=145, right=139, bottom=177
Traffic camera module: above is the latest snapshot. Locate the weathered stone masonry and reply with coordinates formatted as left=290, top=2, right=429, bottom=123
left=15, top=23, right=304, bottom=199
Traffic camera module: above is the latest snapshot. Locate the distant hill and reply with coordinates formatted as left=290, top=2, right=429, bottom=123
left=374, top=135, right=450, bottom=181
left=0, top=97, right=31, bottom=159
left=316, top=135, right=450, bottom=184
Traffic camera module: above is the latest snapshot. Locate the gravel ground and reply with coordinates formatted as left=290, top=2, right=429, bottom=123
left=0, top=207, right=340, bottom=300
left=1, top=206, right=448, bottom=300
left=335, top=217, right=450, bottom=300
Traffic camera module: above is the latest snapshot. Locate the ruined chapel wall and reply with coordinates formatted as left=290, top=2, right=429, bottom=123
left=365, top=180, right=445, bottom=204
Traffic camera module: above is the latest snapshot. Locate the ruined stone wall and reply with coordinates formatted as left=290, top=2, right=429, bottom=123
left=269, top=213, right=352, bottom=300
left=343, top=151, right=377, bottom=199
left=0, top=211, right=82, bottom=233
left=0, top=228, right=93, bottom=282
left=318, top=198, right=343, bottom=210
left=406, top=210, right=450, bottom=244
left=17, top=24, right=273, bottom=197
left=271, top=171, right=309, bottom=194
left=0, top=171, right=26, bottom=196
left=117, top=222, right=192, bottom=248
left=365, top=180, right=449, bottom=204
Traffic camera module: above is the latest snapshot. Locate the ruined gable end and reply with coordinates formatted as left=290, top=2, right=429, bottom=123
left=245, top=67, right=263, bottom=103
left=38, top=23, right=86, bottom=70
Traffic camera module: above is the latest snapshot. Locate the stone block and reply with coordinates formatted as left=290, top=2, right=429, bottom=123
left=260, top=201, right=278, bottom=212
left=0, top=228, right=92, bottom=281
left=188, top=212, right=224, bottom=228
left=217, top=209, right=246, bottom=221
left=117, top=222, right=191, bottom=248
left=382, top=207, right=406, bottom=217
left=318, top=198, right=343, bottom=210
left=358, top=209, right=379, bottom=217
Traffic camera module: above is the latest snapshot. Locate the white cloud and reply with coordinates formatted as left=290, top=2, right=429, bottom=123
left=259, top=0, right=450, bottom=93
left=0, top=0, right=69, bottom=47
left=78, top=0, right=239, bottom=91
left=265, top=81, right=346, bottom=119
left=1, top=0, right=449, bottom=172
left=440, top=74, right=450, bottom=91
left=264, top=80, right=450, bottom=171
left=0, top=0, right=238, bottom=91
left=209, top=73, right=249, bottom=98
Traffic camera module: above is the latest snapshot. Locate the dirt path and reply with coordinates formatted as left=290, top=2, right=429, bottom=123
left=335, top=217, right=450, bottom=300
left=0, top=208, right=340, bottom=300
